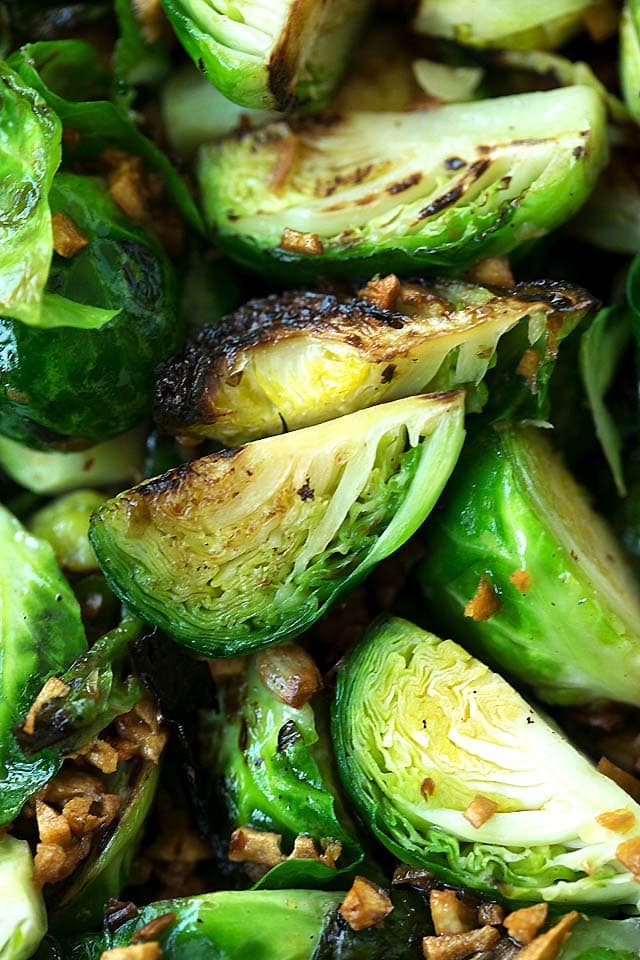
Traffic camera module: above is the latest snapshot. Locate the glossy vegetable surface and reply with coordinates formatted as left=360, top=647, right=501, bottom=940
left=91, top=393, right=465, bottom=655
left=0, top=836, right=47, bottom=960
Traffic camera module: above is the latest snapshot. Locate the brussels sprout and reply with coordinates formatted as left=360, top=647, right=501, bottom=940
left=621, top=2, right=640, bottom=124
left=90, top=392, right=465, bottom=656
left=159, top=0, right=372, bottom=111
left=48, top=759, right=159, bottom=935
left=333, top=616, right=640, bottom=907
left=162, top=64, right=277, bottom=159
left=154, top=278, right=594, bottom=447
left=198, top=86, right=607, bottom=279
left=0, top=427, right=145, bottom=495
left=0, top=173, right=181, bottom=450
left=0, top=63, right=61, bottom=326
left=579, top=306, right=632, bottom=497
left=7, top=39, right=202, bottom=233
left=557, top=917, right=640, bottom=960
left=29, top=490, right=104, bottom=572
left=201, top=648, right=362, bottom=888
left=0, top=836, right=47, bottom=960
left=412, top=0, right=596, bottom=50
left=0, top=503, right=86, bottom=825
left=419, top=425, right=640, bottom=707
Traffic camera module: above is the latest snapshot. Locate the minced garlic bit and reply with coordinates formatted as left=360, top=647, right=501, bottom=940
left=23, top=676, right=70, bottom=736
left=467, top=256, right=514, bottom=289
left=513, top=911, right=580, bottom=960
left=228, top=826, right=341, bottom=870
left=616, top=836, right=640, bottom=877
left=68, top=738, right=119, bottom=774
left=338, top=876, right=393, bottom=932
left=464, top=575, right=501, bottom=622
left=279, top=227, right=324, bottom=256
left=596, top=809, right=636, bottom=834
left=131, top=913, right=177, bottom=944
left=100, top=943, right=162, bottom=960
left=255, top=643, right=322, bottom=708
left=358, top=274, right=401, bottom=311
left=429, top=890, right=476, bottom=936
left=516, top=348, right=539, bottom=388
left=52, top=212, right=89, bottom=258
left=132, top=0, right=167, bottom=43
left=509, top=569, right=532, bottom=594
left=268, top=135, right=299, bottom=193
left=597, top=757, right=640, bottom=803
left=478, top=902, right=504, bottom=926
left=582, top=2, right=619, bottom=43
left=504, top=903, right=548, bottom=944
left=422, top=925, right=500, bottom=960
left=463, top=795, right=498, bottom=828
left=206, top=656, right=247, bottom=682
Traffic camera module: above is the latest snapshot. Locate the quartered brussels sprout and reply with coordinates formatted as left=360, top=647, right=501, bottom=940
left=333, top=617, right=640, bottom=908
left=0, top=173, right=180, bottom=450
left=419, top=426, right=640, bottom=707
left=198, top=86, right=607, bottom=279
left=0, top=836, right=47, bottom=960
left=90, top=392, right=465, bottom=656
left=412, top=0, right=597, bottom=50
left=621, top=2, right=640, bottom=124
left=159, top=0, right=372, bottom=111
left=0, top=428, right=145, bottom=495
left=154, top=277, right=594, bottom=447
left=201, top=646, right=362, bottom=888
left=0, top=503, right=86, bottom=825
left=29, top=490, right=104, bottom=572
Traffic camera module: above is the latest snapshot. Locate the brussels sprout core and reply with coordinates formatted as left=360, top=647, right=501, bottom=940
left=91, top=393, right=465, bottom=656
left=333, top=617, right=640, bottom=907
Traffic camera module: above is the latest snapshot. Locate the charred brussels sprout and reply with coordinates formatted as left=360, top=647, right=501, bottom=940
left=198, top=87, right=607, bottom=279
left=333, top=617, right=640, bottom=908
left=0, top=174, right=180, bottom=449
left=29, top=490, right=104, bottom=572
left=419, top=426, right=640, bottom=708
left=201, top=647, right=362, bottom=888
left=159, top=0, right=371, bottom=111
left=90, top=392, right=465, bottom=656
left=0, top=503, right=86, bottom=824
left=0, top=836, right=47, bottom=960
left=412, top=0, right=597, bottom=50
left=154, top=278, right=594, bottom=447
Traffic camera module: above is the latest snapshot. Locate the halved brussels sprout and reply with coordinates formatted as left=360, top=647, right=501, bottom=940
left=29, top=490, right=104, bottom=572
left=333, top=617, right=640, bottom=907
left=159, top=0, right=372, bottom=111
left=0, top=173, right=180, bottom=449
left=154, top=277, right=594, bottom=446
left=0, top=503, right=86, bottom=825
left=0, top=836, right=47, bottom=960
left=412, top=0, right=597, bottom=50
left=198, top=86, right=607, bottom=279
left=90, top=392, right=465, bottom=656
left=621, top=2, right=640, bottom=124
left=419, top=426, right=640, bottom=707
left=0, top=428, right=145, bottom=495
left=201, top=647, right=362, bottom=888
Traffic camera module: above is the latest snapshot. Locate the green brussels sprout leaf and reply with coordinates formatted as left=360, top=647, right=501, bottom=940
left=90, top=392, right=465, bottom=656
left=29, top=490, right=105, bottom=573
left=333, top=617, right=640, bottom=907
left=0, top=836, right=47, bottom=960
left=621, top=2, right=640, bottom=125
left=558, top=917, right=640, bottom=960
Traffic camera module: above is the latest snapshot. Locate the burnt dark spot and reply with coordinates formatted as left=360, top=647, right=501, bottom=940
left=356, top=193, right=378, bottom=206
left=388, top=173, right=422, bottom=194
left=104, top=899, right=139, bottom=933
left=573, top=145, right=585, bottom=159
left=381, top=364, right=396, bottom=383
left=238, top=717, right=248, bottom=752
left=219, top=446, right=245, bottom=459
left=444, top=157, right=466, bottom=170
left=416, top=184, right=465, bottom=220
left=277, top=719, right=302, bottom=752
left=297, top=477, right=315, bottom=501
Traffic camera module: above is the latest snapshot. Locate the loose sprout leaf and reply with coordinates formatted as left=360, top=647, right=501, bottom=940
left=0, top=836, right=47, bottom=960
left=201, top=654, right=362, bottom=888
left=0, top=63, right=61, bottom=326
left=412, top=0, right=595, bottom=50
left=0, top=503, right=87, bottom=825
left=198, top=86, right=607, bottom=279
left=420, top=426, right=640, bottom=707
left=28, top=489, right=105, bottom=573
left=159, top=0, right=372, bottom=111
left=90, top=392, right=465, bottom=656
left=64, top=889, right=342, bottom=960
left=333, top=616, right=640, bottom=907
left=412, top=59, right=484, bottom=103
left=0, top=173, right=181, bottom=450
left=579, top=306, right=631, bottom=497
left=557, top=917, right=640, bottom=960
left=7, top=40, right=203, bottom=234
left=621, top=1, right=640, bottom=124
left=153, top=278, right=594, bottom=446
